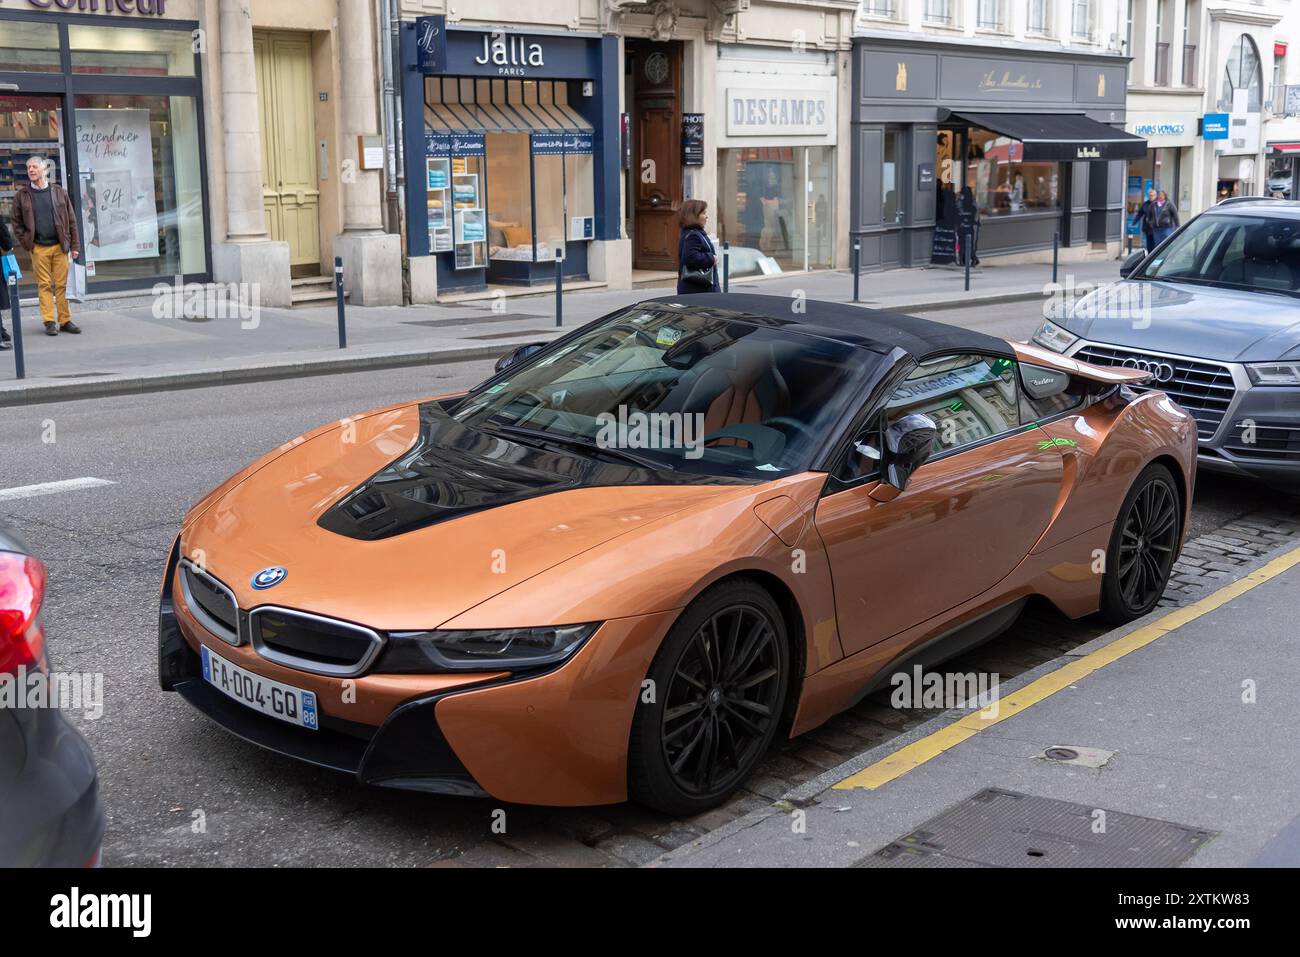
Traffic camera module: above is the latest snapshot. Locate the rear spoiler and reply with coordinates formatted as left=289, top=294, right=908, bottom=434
left=1012, top=340, right=1153, bottom=385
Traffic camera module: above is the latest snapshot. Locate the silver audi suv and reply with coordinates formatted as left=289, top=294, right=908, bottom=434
left=1033, top=197, right=1300, bottom=492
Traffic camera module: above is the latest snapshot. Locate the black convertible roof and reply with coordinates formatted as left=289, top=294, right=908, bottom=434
left=645, top=292, right=1013, bottom=360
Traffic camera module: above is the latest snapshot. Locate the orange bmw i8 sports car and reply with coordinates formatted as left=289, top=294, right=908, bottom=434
left=160, top=294, right=1196, bottom=814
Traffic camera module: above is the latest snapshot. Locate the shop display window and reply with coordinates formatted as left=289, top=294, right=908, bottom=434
left=451, top=154, right=486, bottom=269
left=425, top=76, right=595, bottom=268
left=716, top=145, right=836, bottom=274
left=70, top=25, right=197, bottom=78
left=72, top=93, right=205, bottom=282
left=0, top=96, right=67, bottom=284
left=965, top=128, right=1059, bottom=217
left=485, top=132, right=535, bottom=262
left=0, top=21, right=60, bottom=73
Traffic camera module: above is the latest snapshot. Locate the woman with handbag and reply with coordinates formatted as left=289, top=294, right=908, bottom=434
left=0, top=215, right=15, bottom=351
left=677, top=199, right=720, bottom=295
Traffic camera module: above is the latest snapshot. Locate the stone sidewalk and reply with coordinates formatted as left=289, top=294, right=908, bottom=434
left=653, top=541, right=1300, bottom=868
left=0, top=257, right=1120, bottom=407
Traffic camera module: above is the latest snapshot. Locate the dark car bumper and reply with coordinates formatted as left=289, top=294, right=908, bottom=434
left=159, top=589, right=489, bottom=798
left=1199, top=384, right=1300, bottom=491
left=0, top=705, right=105, bottom=867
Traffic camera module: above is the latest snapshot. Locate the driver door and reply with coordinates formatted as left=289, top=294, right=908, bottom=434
left=814, top=354, right=1065, bottom=657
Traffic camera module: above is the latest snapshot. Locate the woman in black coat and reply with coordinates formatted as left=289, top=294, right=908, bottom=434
left=0, top=216, right=14, bottom=350
left=677, top=199, right=720, bottom=294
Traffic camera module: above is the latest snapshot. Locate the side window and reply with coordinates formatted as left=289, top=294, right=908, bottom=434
left=884, top=354, right=1020, bottom=455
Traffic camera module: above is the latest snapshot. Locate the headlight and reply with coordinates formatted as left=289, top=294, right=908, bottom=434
left=1031, top=319, right=1079, bottom=354
left=378, top=623, right=599, bottom=673
left=1246, top=361, right=1300, bottom=387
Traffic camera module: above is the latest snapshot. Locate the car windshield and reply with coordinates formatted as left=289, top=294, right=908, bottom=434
left=1139, top=213, right=1300, bottom=297
left=452, top=304, right=883, bottom=479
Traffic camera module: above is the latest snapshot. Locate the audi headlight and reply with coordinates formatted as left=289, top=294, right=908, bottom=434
left=377, top=623, right=600, bottom=673
left=1031, top=319, right=1079, bottom=354
left=1246, top=361, right=1300, bottom=387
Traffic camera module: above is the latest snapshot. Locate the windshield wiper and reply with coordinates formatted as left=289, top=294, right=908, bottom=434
left=486, top=423, right=673, bottom=471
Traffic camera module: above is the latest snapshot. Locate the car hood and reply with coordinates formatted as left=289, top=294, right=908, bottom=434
left=1061, top=280, right=1300, bottom=362
left=181, top=400, right=748, bottom=630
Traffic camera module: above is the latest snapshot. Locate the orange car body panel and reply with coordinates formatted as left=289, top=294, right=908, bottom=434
left=169, top=345, right=1197, bottom=807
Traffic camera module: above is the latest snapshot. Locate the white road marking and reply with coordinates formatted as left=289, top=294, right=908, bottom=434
left=0, top=478, right=117, bottom=502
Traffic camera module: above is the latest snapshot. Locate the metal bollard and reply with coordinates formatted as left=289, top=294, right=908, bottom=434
left=334, top=257, right=347, bottom=349
left=555, top=248, right=563, bottom=328
left=7, top=273, right=24, bottom=380
left=964, top=231, right=972, bottom=292
left=722, top=241, right=730, bottom=293
left=1052, top=230, right=1060, bottom=285
left=852, top=238, right=861, bottom=303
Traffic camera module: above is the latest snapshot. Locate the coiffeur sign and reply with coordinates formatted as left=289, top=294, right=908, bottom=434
left=24, top=0, right=170, bottom=14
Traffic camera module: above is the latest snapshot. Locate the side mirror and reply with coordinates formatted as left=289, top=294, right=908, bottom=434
left=494, top=341, right=546, bottom=374
left=1119, top=251, right=1146, bottom=279
left=883, top=413, right=938, bottom=490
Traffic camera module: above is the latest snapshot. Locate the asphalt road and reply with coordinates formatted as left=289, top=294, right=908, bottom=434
left=0, top=298, right=1287, bottom=866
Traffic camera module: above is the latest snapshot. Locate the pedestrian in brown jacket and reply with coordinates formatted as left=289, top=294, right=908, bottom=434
left=12, top=156, right=82, bottom=337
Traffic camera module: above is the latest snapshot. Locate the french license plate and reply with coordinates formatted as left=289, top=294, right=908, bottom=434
left=200, top=644, right=319, bottom=731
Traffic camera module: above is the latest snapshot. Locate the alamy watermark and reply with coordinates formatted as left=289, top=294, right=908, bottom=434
left=595, top=407, right=706, bottom=459
left=151, top=278, right=261, bottom=329
left=0, top=667, right=104, bottom=720
left=890, top=665, right=1000, bottom=717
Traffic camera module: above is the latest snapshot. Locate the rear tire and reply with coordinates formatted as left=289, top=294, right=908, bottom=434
left=628, top=580, right=790, bottom=816
left=1099, top=463, right=1182, bottom=625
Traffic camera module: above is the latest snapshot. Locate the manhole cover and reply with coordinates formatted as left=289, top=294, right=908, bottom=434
left=1044, top=747, right=1079, bottom=761
left=857, top=788, right=1215, bottom=868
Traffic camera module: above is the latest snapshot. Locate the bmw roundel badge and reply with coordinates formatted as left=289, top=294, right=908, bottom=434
left=251, top=566, right=287, bottom=590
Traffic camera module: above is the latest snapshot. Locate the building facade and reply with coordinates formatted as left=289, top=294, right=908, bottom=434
left=0, top=0, right=399, bottom=306
left=1125, top=0, right=1289, bottom=232
left=396, top=0, right=857, bottom=299
left=849, top=0, right=1148, bottom=269
left=1263, top=0, right=1298, bottom=196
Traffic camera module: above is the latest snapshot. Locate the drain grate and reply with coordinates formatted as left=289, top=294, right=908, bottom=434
left=403, top=313, right=545, bottom=329
left=857, top=788, right=1215, bottom=868
left=463, top=328, right=554, bottom=341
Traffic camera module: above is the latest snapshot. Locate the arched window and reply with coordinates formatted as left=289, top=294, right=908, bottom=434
left=1220, top=34, right=1262, bottom=112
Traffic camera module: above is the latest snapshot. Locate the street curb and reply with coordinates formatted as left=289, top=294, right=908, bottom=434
left=648, top=535, right=1300, bottom=868
left=0, top=285, right=1075, bottom=407
left=0, top=342, right=523, bottom=408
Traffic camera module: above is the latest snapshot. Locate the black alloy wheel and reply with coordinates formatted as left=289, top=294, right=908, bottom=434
left=1100, top=464, right=1181, bottom=624
left=630, top=580, right=790, bottom=815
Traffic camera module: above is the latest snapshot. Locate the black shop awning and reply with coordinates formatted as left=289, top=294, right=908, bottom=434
left=945, top=111, right=1147, bottom=161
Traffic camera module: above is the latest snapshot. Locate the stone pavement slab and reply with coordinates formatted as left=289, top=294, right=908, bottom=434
left=656, top=547, right=1300, bottom=868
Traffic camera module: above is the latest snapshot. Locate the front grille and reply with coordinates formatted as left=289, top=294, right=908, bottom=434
left=180, top=561, right=239, bottom=643
left=250, top=607, right=383, bottom=678
left=1074, top=344, right=1237, bottom=440
left=1222, top=420, right=1300, bottom=460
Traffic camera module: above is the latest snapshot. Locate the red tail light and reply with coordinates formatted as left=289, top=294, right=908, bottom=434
left=0, top=552, right=47, bottom=676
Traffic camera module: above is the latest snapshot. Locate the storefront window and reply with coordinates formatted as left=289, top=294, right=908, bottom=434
left=717, top=145, right=836, bottom=274
left=882, top=132, right=899, bottom=224
left=0, top=95, right=68, bottom=284
left=72, top=93, right=205, bottom=281
left=485, top=132, right=533, bottom=261
left=428, top=76, right=594, bottom=270
left=1126, top=147, right=1181, bottom=234
left=0, top=21, right=60, bottom=73
left=533, top=145, right=565, bottom=259
left=70, top=26, right=196, bottom=78
left=965, top=128, right=1060, bottom=217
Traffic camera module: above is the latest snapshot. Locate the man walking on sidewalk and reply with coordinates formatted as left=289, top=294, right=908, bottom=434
left=12, top=156, right=82, bottom=337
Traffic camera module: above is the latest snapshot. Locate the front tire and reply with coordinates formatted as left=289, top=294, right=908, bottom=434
left=629, top=580, right=790, bottom=816
left=1099, top=463, right=1182, bottom=625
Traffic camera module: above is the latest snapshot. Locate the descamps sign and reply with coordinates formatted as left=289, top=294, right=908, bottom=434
left=726, top=89, right=831, bottom=137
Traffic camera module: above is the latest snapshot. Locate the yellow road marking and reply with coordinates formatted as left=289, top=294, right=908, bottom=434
left=833, top=544, right=1300, bottom=791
